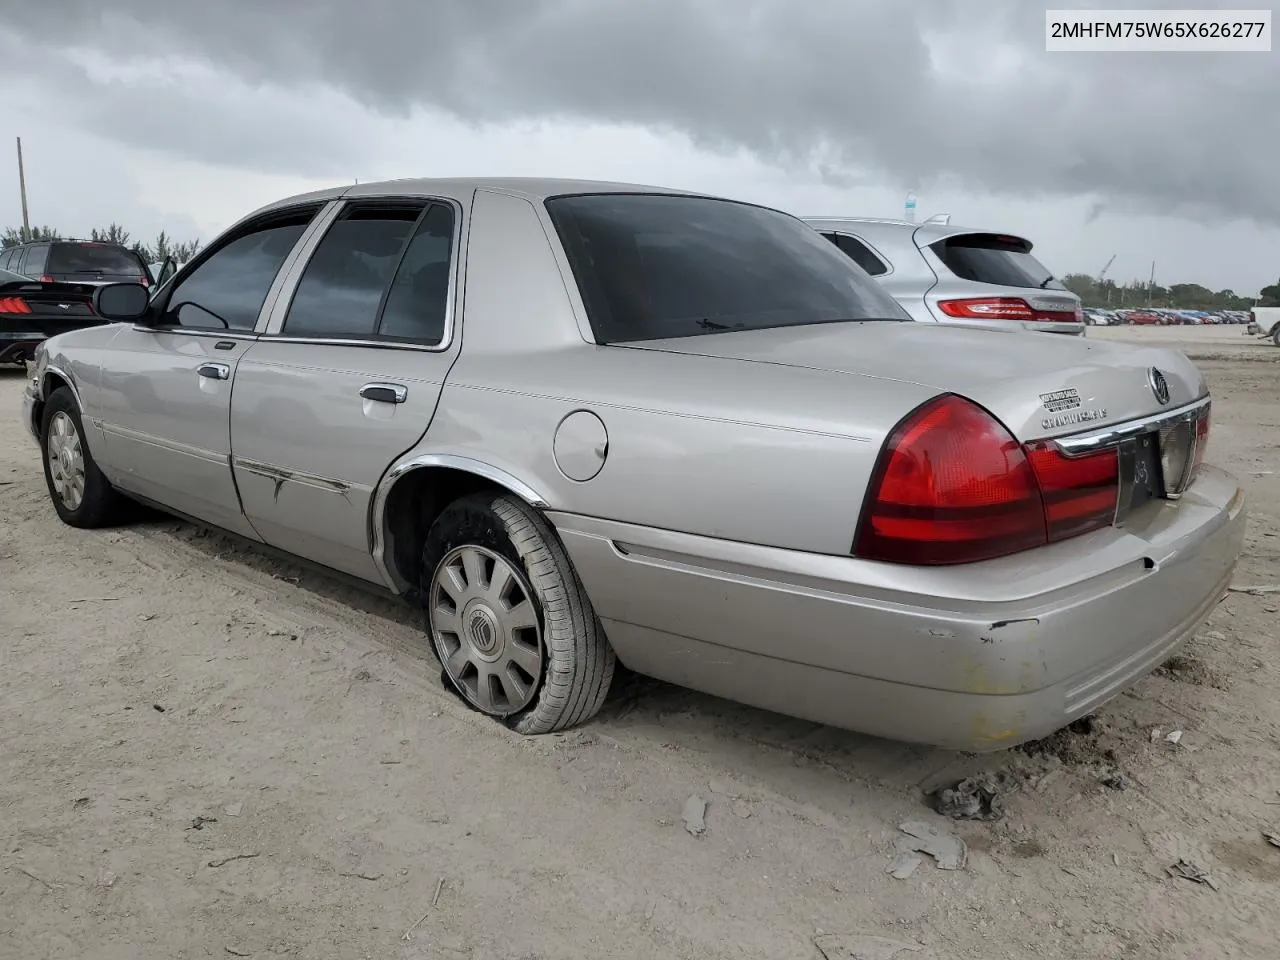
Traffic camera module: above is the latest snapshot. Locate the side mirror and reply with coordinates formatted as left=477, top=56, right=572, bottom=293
left=94, top=282, right=152, bottom=322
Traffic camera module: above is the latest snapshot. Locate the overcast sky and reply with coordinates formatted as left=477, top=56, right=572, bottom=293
left=1, top=0, right=1276, bottom=293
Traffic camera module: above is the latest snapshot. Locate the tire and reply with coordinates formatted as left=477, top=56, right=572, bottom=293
left=1272, top=327, right=1280, bottom=347
left=40, top=387, right=127, bottom=528
left=420, top=492, right=615, bottom=734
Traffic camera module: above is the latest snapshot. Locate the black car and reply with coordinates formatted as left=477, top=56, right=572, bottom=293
left=0, top=266, right=105, bottom=365
left=0, top=238, right=153, bottom=288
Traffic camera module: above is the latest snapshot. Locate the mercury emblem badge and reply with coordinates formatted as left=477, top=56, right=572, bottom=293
left=1148, top=367, right=1170, bottom=405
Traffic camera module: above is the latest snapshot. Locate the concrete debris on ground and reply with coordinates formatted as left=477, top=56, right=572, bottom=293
left=896, top=821, right=967, bottom=871
left=1100, top=770, right=1129, bottom=791
left=813, top=933, right=923, bottom=959
left=1168, top=858, right=1220, bottom=890
left=682, top=795, right=707, bottom=836
left=885, top=853, right=922, bottom=880
left=929, top=775, right=1004, bottom=821
left=1228, top=584, right=1280, bottom=596
left=1263, top=830, right=1280, bottom=850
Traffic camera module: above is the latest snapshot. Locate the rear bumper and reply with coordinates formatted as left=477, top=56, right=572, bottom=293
left=550, top=465, right=1245, bottom=751
left=0, top=335, right=47, bottom=365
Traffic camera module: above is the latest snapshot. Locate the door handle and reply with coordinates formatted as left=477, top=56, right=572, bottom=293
left=360, top=382, right=408, bottom=404
left=197, top=362, right=230, bottom=381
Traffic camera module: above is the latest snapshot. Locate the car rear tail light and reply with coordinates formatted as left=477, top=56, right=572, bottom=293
left=855, top=395, right=1048, bottom=565
left=856, top=394, right=1133, bottom=565
left=139, top=276, right=149, bottom=287
left=1187, top=405, right=1211, bottom=488
left=937, top=297, right=1081, bottom=323
left=1023, top=441, right=1118, bottom=541
left=0, top=296, right=32, bottom=314
left=39, top=274, right=54, bottom=283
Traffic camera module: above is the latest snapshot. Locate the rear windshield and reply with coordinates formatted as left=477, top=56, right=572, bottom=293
left=930, top=233, right=1065, bottom=291
left=544, top=193, right=907, bottom=343
left=48, top=242, right=146, bottom=276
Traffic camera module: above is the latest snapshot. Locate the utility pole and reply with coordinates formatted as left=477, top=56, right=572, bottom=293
left=1146, top=260, right=1155, bottom=307
left=16, top=137, right=30, bottom=240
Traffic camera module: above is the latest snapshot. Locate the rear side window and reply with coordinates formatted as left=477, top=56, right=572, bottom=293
left=163, top=210, right=314, bottom=331
left=377, top=203, right=455, bottom=344
left=930, top=234, right=1064, bottom=290
left=545, top=193, right=907, bottom=343
left=825, top=233, right=889, bottom=277
left=283, top=202, right=454, bottom=344
left=283, top=205, right=419, bottom=339
left=48, top=243, right=145, bottom=276
left=20, top=244, right=48, bottom=275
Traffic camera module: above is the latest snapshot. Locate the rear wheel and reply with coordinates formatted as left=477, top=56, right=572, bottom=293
left=40, top=387, right=127, bottom=528
left=1272, top=327, right=1280, bottom=347
left=421, top=492, right=615, bottom=734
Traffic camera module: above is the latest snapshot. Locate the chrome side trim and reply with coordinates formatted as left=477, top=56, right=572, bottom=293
left=1052, top=396, right=1210, bottom=455
left=369, top=454, right=550, bottom=594
left=42, top=363, right=84, bottom=410
left=100, top=421, right=227, bottom=464
left=129, top=327, right=260, bottom=341
left=232, top=456, right=357, bottom=497
left=261, top=336, right=451, bottom=354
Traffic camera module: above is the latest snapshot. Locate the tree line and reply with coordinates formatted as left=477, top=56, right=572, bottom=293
left=1055, top=273, right=1279, bottom=311
left=1, top=224, right=202, bottom=265
left=6, top=222, right=1280, bottom=309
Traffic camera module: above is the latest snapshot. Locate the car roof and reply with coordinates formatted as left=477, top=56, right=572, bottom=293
left=801, top=216, right=1029, bottom=247
left=253, top=177, right=716, bottom=218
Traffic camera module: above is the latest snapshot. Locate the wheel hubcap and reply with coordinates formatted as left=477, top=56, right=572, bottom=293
left=46, top=411, right=86, bottom=511
left=428, top=544, right=544, bottom=716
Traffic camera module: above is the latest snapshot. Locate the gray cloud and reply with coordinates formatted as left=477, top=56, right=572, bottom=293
left=2, top=0, right=1276, bottom=223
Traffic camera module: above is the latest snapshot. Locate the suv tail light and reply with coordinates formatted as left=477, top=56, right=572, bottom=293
left=856, top=395, right=1120, bottom=565
left=39, top=274, right=54, bottom=283
left=0, top=296, right=32, bottom=314
left=937, top=297, right=1082, bottom=323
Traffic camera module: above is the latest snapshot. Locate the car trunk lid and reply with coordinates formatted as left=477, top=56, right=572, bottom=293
left=623, top=320, right=1205, bottom=442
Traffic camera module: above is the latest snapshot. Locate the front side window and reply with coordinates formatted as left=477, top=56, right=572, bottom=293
left=163, top=210, right=315, bottom=331
left=545, top=193, right=907, bottom=343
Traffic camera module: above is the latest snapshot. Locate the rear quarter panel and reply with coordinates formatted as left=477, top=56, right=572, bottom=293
left=404, top=189, right=941, bottom=555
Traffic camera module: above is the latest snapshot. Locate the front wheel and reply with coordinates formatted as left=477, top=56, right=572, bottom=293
left=40, top=387, right=127, bottom=528
left=421, top=492, right=615, bottom=734
left=1272, top=327, right=1280, bottom=347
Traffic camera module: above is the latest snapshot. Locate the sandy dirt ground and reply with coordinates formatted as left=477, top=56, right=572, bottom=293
left=2, top=324, right=1278, bottom=960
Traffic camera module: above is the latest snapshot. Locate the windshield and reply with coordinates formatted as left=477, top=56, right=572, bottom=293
left=930, top=233, right=1066, bottom=291
left=48, top=242, right=146, bottom=276
left=544, top=193, right=908, bottom=343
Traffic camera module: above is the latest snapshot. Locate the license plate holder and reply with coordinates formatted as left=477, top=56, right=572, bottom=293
left=1123, top=431, right=1164, bottom=514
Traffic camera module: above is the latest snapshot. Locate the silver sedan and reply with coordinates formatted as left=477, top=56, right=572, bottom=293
left=21, top=178, right=1244, bottom=751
